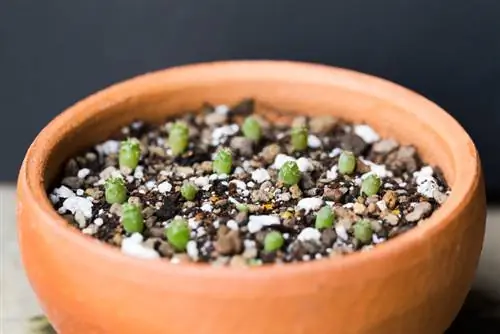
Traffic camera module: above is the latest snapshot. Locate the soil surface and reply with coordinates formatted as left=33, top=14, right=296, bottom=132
left=48, top=99, right=450, bottom=266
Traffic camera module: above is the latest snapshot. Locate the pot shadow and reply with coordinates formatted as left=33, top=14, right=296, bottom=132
left=446, top=289, right=500, bottom=333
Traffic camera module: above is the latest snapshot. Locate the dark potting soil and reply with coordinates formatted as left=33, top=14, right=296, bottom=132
left=48, top=99, right=450, bottom=267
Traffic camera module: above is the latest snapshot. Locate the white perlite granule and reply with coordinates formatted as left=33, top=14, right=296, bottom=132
left=157, top=181, right=172, bottom=194
left=296, top=197, right=324, bottom=214
left=353, top=125, right=380, bottom=144
left=121, top=233, right=160, bottom=259
left=297, top=227, right=321, bottom=243
left=247, top=215, right=280, bottom=233
left=62, top=196, right=93, bottom=218
left=251, top=168, right=271, bottom=184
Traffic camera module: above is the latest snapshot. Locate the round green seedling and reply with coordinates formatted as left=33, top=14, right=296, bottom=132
left=291, top=126, right=308, bottom=151
left=242, top=116, right=262, bottom=142
left=361, top=174, right=381, bottom=196
left=315, top=205, right=335, bottom=229
left=278, top=161, right=301, bottom=186
left=264, top=231, right=284, bottom=252
left=165, top=218, right=191, bottom=251
left=181, top=182, right=199, bottom=201
left=353, top=219, right=373, bottom=244
left=121, top=203, right=144, bottom=234
left=104, top=177, right=128, bottom=204
left=338, top=151, right=356, bottom=175
left=119, top=138, right=141, bottom=170
left=213, top=148, right=233, bottom=175
left=168, top=122, right=190, bottom=156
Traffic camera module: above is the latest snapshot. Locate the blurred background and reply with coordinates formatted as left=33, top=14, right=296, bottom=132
left=2, top=1, right=500, bottom=200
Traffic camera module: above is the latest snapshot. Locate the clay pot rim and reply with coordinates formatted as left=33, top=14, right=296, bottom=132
left=18, top=60, right=479, bottom=278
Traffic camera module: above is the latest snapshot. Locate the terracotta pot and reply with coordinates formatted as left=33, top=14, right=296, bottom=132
left=17, top=61, right=486, bottom=334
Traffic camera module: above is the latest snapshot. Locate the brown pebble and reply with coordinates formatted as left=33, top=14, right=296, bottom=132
left=370, top=220, right=383, bottom=232
left=367, top=203, right=377, bottom=214
left=199, top=161, right=213, bottom=173
left=261, top=144, right=281, bottom=164
left=353, top=203, right=366, bottom=215
left=384, top=214, right=399, bottom=226
left=356, top=159, right=371, bottom=174
left=215, top=230, right=243, bottom=255
left=64, top=159, right=79, bottom=176
left=109, top=203, right=123, bottom=217
left=62, top=176, right=83, bottom=189
left=340, top=133, right=367, bottom=156
left=148, top=146, right=166, bottom=157
left=247, top=204, right=261, bottom=213
left=112, top=233, right=123, bottom=246
left=143, top=237, right=161, bottom=249
left=158, top=241, right=174, bottom=257
left=85, top=188, right=103, bottom=200
left=145, top=217, right=157, bottom=228
left=289, top=184, right=302, bottom=199
left=148, top=227, right=165, bottom=238
left=405, top=202, right=432, bottom=222
left=372, top=139, right=398, bottom=154
left=215, top=199, right=228, bottom=207
left=242, top=246, right=258, bottom=259
left=230, top=136, right=254, bottom=157
left=383, top=190, right=398, bottom=209
left=320, top=229, right=337, bottom=246
left=229, top=255, right=247, bottom=267
left=309, top=115, right=337, bottom=134
left=204, top=112, right=227, bottom=126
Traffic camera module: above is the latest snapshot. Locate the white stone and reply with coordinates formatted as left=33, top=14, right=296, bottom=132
left=297, top=227, right=321, bottom=242
left=95, top=140, right=120, bottom=156
left=360, top=158, right=393, bottom=179
left=94, top=218, right=104, bottom=226
left=326, top=165, right=338, bottom=180
left=157, top=181, right=172, bottom=194
left=201, top=202, right=213, bottom=212
left=194, top=176, right=210, bottom=187
left=62, top=196, right=93, bottom=218
left=354, top=125, right=380, bottom=144
left=133, top=166, right=144, bottom=179
left=121, top=233, right=160, bottom=259
left=76, top=189, right=84, bottom=196
left=145, top=181, right=156, bottom=190
left=335, top=225, right=349, bottom=241
left=186, top=241, right=199, bottom=260
left=296, top=197, right=323, bottom=214
left=214, top=104, right=230, bottom=115
left=188, top=218, right=200, bottom=229
left=211, top=124, right=239, bottom=145
left=77, top=168, right=90, bottom=179
left=226, top=220, right=239, bottom=231
left=230, top=180, right=247, bottom=190
left=307, top=134, right=322, bottom=148
left=54, top=186, right=75, bottom=199
left=247, top=215, right=280, bottom=233
left=271, top=154, right=296, bottom=169
left=251, top=168, right=271, bottom=183
left=329, top=148, right=343, bottom=157
left=297, top=157, right=314, bottom=172
left=414, top=166, right=439, bottom=198
left=376, top=200, right=388, bottom=212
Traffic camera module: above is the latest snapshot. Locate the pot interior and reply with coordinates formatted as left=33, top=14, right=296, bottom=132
left=42, top=78, right=455, bottom=191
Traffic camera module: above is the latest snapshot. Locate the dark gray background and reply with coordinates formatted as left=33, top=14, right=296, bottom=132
left=2, top=1, right=500, bottom=199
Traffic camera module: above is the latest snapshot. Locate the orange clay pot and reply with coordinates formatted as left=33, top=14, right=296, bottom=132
left=17, top=61, right=486, bottom=334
